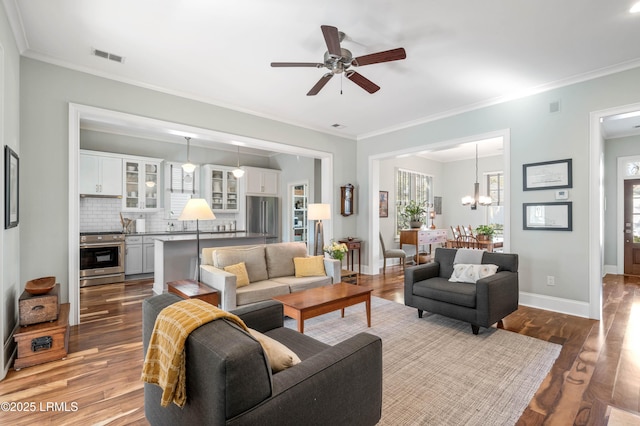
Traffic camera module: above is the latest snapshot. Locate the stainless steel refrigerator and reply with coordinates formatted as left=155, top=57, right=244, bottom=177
left=246, top=196, right=280, bottom=242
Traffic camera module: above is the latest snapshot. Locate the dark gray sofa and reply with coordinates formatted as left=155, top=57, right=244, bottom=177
left=142, top=293, right=382, bottom=425
left=404, top=248, right=519, bottom=334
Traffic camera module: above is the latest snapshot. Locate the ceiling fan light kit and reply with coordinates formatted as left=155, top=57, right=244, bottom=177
left=271, top=25, right=406, bottom=96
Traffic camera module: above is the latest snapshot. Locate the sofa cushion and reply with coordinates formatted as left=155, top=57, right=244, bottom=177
left=248, top=328, right=301, bottom=372
left=293, top=256, right=326, bottom=277
left=449, top=264, right=498, bottom=284
left=224, top=262, right=250, bottom=287
left=413, top=277, right=477, bottom=308
left=215, top=246, right=269, bottom=283
left=271, top=275, right=332, bottom=292
left=236, top=280, right=290, bottom=306
left=265, top=242, right=308, bottom=278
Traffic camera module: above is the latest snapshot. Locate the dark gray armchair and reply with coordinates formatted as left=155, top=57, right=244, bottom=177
left=143, top=293, right=382, bottom=425
left=404, top=248, right=519, bottom=334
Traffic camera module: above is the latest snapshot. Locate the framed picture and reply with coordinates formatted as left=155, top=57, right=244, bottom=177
left=523, top=202, right=572, bottom=231
left=379, top=191, right=389, bottom=218
left=5, top=145, right=19, bottom=229
left=523, top=159, right=572, bottom=191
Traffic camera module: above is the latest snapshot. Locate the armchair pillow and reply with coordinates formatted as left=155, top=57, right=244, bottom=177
left=224, top=262, right=250, bottom=287
left=449, top=263, right=499, bottom=284
left=247, top=328, right=301, bottom=372
left=294, top=256, right=327, bottom=277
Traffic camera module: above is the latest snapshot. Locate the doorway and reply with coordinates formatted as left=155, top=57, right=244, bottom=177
left=624, top=178, right=640, bottom=275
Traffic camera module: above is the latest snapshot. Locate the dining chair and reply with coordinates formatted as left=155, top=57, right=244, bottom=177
left=379, top=232, right=406, bottom=274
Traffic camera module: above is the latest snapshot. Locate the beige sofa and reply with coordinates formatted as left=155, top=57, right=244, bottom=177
left=200, top=242, right=341, bottom=310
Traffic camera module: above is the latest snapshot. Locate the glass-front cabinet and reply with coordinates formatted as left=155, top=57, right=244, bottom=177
left=123, top=159, right=162, bottom=211
left=292, top=183, right=308, bottom=243
left=203, top=165, right=239, bottom=212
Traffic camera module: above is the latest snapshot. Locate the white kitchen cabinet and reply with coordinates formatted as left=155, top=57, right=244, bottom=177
left=125, top=235, right=155, bottom=275
left=291, top=183, right=308, bottom=244
left=123, top=158, right=162, bottom=211
left=143, top=236, right=155, bottom=273
left=79, top=152, right=123, bottom=197
left=125, top=236, right=143, bottom=275
left=203, top=165, right=239, bottom=212
left=243, top=166, right=280, bottom=196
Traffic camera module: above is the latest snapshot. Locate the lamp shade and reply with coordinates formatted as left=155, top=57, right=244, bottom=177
left=178, top=198, right=216, bottom=221
left=308, top=203, right=331, bottom=220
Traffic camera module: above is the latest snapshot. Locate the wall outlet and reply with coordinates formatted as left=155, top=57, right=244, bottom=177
left=547, top=276, right=555, bottom=286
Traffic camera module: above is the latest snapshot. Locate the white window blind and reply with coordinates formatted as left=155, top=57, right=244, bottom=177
left=395, top=168, right=433, bottom=234
left=166, top=163, right=199, bottom=219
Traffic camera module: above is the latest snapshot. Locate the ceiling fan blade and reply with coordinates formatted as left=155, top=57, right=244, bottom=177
left=307, top=73, right=333, bottom=96
left=271, top=62, right=324, bottom=68
left=351, top=47, right=407, bottom=67
left=345, top=71, right=380, bottom=94
left=321, top=25, right=342, bottom=57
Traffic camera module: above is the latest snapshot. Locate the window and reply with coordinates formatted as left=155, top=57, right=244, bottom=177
left=165, top=162, right=199, bottom=219
left=395, top=168, right=433, bottom=233
left=485, top=171, right=504, bottom=235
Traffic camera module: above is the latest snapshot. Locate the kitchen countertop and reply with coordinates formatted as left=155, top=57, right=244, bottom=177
left=152, top=232, right=275, bottom=242
left=125, top=230, right=246, bottom=236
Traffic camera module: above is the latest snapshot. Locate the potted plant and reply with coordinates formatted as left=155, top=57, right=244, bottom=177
left=475, top=224, right=495, bottom=241
left=401, top=200, right=428, bottom=229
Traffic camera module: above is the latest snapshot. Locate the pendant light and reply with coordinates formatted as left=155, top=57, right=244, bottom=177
left=182, top=137, right=196, bottom=173
left=232, top=146, right=245, bottom=178
left=461, top=144, right=492, bottom=210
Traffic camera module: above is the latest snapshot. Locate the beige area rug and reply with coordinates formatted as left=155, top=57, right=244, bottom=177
left=284, top=297, right=561, bottom=426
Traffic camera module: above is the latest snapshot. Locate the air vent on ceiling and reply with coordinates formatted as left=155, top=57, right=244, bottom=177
left=92, top=48, right=125, bottom=64
left=331, top=123, right=346, bottom=129
left=549, top=100, right=561, bottom=114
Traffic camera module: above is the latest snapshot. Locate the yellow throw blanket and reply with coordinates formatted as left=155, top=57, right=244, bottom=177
left=141, top=299, right=248, bottom=407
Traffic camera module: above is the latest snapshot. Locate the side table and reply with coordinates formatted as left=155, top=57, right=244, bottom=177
left=168, top=279, right=220, bottom=307
left=338, top=238, right=362, bottom=275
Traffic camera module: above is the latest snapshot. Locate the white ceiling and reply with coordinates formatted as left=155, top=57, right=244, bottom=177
left=5, top=0, right=640, bottom=145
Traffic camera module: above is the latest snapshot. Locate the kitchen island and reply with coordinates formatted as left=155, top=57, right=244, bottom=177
left=152, top=232, right=274, bottom=294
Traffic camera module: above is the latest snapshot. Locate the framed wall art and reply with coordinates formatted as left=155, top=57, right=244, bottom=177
left=523, top=202, right=572, bottom=231
left=5, top=145, right=19, bottom=229
left=523, top=158, right=572, bottom=191
left=379, top=191, right=388, bottom=217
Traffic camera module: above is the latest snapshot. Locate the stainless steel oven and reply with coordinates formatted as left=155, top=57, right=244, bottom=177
left=80, top=232, right=125, bottom=287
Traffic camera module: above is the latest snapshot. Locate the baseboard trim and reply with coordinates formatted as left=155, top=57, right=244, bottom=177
left=603, top=264, right=618, bottom=275
left=519, top=291, right=590, bottom=318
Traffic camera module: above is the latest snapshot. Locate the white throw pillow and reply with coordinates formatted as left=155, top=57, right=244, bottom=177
left=449, top=263, right=499, bottom=284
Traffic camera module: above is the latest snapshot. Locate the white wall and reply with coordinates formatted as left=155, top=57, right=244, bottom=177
left=1, top=3, right=21, bottom=380
left=356, top=66, right=640, bottom=316
left=442, top=155, right=503, bottom=232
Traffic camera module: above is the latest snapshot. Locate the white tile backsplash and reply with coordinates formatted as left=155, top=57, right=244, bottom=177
left=79, top=198, right=239, bottom=233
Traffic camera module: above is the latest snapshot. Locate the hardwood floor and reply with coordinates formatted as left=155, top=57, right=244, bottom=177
left=1, top=271, right=638, bottom=425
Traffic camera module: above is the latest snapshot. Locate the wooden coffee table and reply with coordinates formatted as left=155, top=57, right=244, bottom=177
left=272, top=283, right=372, bottom=333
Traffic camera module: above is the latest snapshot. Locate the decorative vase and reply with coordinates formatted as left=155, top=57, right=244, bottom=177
left=410, top=221, right=423, bottom=229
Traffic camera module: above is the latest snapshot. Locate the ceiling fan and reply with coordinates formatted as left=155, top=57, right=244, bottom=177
left=271, top=25, right=406, bottom=96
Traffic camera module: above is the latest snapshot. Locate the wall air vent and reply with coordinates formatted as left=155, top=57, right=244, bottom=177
left=92, top=48, right=125, bottom=64
left=331, top=123, right=346, bottom=129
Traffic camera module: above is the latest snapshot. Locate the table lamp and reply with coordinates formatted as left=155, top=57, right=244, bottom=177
left=179, top=198, right=216, bottom=281
left=308, top=203, right=331, bottom=256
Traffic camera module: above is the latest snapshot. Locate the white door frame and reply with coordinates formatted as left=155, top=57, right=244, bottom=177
left=367, top=129, right=511, bottom=275
left=617, top=155, right=640, bottom=273
left=589, top=101, right=640, bottom=320
left=68, top=103, right=334, bottom=325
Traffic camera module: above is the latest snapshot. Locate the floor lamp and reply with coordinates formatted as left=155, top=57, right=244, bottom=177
left=308, top=203, right=331, bottom=256
left=179, top=198, right=216, bottom=282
